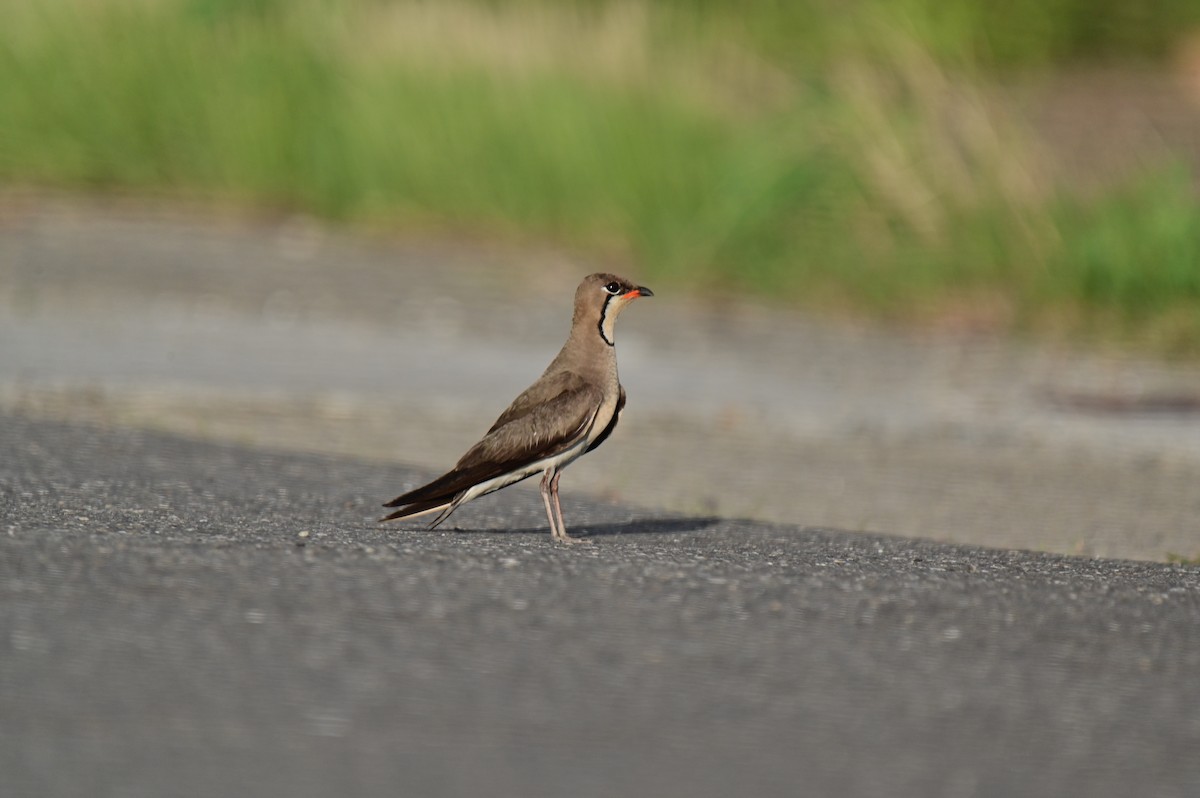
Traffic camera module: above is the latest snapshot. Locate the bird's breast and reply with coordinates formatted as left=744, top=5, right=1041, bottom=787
left=586, top=387, right=621, bottom=446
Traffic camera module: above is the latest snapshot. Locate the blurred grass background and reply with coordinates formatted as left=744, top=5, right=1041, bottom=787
left=2, top=0, right=1199, bottom=353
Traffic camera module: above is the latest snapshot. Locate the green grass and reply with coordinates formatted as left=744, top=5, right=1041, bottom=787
left=2, top=0, right=1199, bottom=353
left=1166, top=552, right=1200, bottom=566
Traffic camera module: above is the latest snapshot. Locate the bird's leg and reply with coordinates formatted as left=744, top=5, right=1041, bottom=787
left=550, top=471, right=588, bottom=544
left=540, top=469, right=561, bottom=539
left=550, top=471, right=567, bottom=539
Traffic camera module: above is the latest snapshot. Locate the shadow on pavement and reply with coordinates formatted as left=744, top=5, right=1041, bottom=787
left=442, top=516, right=723, bottom=538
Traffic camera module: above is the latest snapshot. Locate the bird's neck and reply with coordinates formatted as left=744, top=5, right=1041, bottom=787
left=549, top=321, right=619, bottom=382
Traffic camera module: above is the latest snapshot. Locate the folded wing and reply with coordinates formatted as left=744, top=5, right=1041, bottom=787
left=382, top=375, right=601, bottom=519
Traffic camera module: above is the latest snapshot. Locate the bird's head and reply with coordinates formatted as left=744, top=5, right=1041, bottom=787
left=575, top=272, right=653, bottom=346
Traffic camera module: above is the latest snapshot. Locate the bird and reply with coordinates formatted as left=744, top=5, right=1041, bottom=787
left=381, top=272, right=653, bottom=543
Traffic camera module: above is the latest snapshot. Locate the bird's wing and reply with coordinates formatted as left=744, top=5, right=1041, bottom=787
left=383, top=381, right=602, bottom=510
left=585, top=384, right=624, bottom=454
left=486, top=370, right=586, bottom=434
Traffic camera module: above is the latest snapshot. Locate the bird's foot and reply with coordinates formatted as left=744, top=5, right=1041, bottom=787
left=552, top=530, right=592, bottom=545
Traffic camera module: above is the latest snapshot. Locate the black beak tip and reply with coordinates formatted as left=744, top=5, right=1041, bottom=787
left=636, top=285, right=654, bottom=298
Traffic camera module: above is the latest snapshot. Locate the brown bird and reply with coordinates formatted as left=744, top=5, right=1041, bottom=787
left=382, top=273, right=653, bottom=543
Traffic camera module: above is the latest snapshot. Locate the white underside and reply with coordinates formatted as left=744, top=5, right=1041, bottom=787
left=400, top=432, right=595, bottom=523
left=459, top=434, right=591, bottom=505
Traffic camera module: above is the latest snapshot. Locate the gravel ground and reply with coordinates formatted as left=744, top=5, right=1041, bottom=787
left=2, top=412, right=1199, bottom=798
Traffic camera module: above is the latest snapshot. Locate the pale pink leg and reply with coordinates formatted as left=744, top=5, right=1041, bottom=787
left=540, top=469, right=561, bottom=539
left=550, top=471, right=587, bottom=544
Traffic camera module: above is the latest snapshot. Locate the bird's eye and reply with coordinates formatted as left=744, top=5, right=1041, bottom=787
left=604, top=281, right=622, bottom=295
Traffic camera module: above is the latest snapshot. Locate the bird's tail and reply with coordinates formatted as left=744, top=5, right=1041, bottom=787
left=379, top=495, right=462, bottom=528
left=382, top=463, right=496, bottom=526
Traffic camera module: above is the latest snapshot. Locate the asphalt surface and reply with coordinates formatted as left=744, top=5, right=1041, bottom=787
left=3, top=411, right=1198, bottom=798
left=5, top=199, right=1200, bottom=561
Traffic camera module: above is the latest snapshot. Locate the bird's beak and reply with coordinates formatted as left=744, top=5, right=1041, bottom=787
left=627, top=286, right=654, bottom=299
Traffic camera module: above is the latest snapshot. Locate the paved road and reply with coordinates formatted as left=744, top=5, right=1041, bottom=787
left=4, top=199, right=1200, bottom=560
left=3, top=412, right=1198, bottom=798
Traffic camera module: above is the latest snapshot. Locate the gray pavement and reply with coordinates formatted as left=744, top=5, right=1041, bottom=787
left=3, top=201, right=1200, bottom=797
left=3, top=198, right=1200, bottom=560
left=3, top=411, right=1199, bottom=798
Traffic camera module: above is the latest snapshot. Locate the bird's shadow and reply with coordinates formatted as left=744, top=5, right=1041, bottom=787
left=441, top=515, right=722, bottom=539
